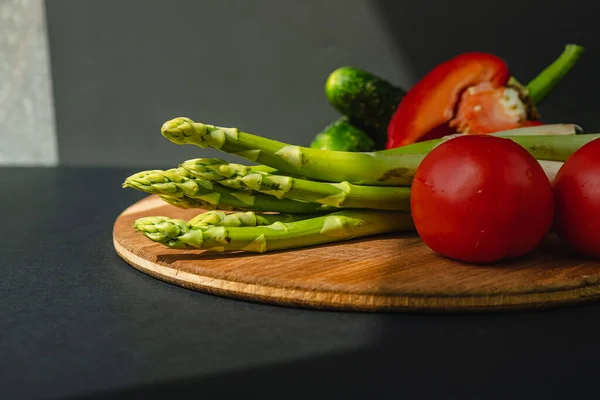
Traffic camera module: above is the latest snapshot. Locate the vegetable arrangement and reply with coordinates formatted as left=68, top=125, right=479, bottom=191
left=123, top=43, right=600, bottom=264
left=313, top=44, right=583, bottom=152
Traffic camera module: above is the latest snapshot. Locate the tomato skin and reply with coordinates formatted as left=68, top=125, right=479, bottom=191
left=553, top=139, right=600, bottom=257
left=410, top=135, right=554, bottom=264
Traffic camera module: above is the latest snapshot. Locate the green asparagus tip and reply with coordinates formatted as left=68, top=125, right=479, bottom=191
left=161, top=117, right=201, bottom=145
left=133, top=216, right=191, bottom=248
left=121, top=171, right=156, bottom=191
left=161, top=117, right=238, bottom=149
left=122, top=171, right=143, bottom=188
left=122, top=176, right=141, bottom=190
left=134, top=216, right=184, bottom=234
left=134, top=216, right=204, bottom=249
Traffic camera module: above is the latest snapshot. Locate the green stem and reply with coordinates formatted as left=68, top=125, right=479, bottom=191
left=162, top=117, right=424, bottom=186
left=236, top=174, right=411, bottom=211
left=526, top=44, right=584, bottom=105
left=380, top=124, right=581, bottom=155
left=123, top=168, right=333, bottom=214
left=181, top=158, right=411, bottom=211
left=504, top=133, right=600, bottom=161
left=134, top=209, right=414, bottom=252
left=161, top=118, right=595, bottom=188
left=382, top=129, right=599, bottom=162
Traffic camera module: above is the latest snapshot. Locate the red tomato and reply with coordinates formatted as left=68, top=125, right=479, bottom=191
left=410, top=135, right=554, bottom=264
left=553, top=138, right=600, bottom=257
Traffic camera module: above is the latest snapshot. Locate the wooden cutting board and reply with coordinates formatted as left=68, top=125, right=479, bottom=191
left=113, top=195, right=600, bottom=312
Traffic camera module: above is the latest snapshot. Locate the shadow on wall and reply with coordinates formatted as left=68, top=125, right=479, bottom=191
left=370, top=0, right=600, bottom=131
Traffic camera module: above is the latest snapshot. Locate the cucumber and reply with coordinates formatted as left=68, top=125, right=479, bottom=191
left=310, top=117, right=375, bottom=152
left=325, top=66, right=405, bottom=147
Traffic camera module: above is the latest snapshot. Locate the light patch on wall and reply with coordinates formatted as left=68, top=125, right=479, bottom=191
left=363, top=1, right=418, bottom=89
left=0, top=0, right=57, bottom=166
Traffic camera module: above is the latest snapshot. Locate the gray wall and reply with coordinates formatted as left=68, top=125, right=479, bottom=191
left=1, top=0, right=57, bottom=166
left=6, top=0, right=600, bottom=167
left=46, top=0, right=416, bottom=168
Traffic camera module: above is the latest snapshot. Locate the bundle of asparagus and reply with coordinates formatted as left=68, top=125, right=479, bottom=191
left=122, top=117, right=597, bottom=253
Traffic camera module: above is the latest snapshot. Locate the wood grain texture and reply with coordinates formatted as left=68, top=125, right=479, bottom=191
left=113, top=195, right=600, bottom=312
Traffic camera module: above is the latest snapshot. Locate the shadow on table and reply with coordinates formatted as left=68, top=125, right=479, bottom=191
left=69, top=301, right=600, bottom=400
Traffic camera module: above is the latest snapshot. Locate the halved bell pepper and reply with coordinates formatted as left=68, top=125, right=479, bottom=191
left=386, top=45, right=584, bottom=149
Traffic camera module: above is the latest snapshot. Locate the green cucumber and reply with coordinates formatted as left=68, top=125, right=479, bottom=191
left=325, top=66, right=405, bottom=148
left=310, top=117, right=375, bottom=152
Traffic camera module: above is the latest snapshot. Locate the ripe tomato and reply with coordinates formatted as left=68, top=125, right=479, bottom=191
left=553, top=138, right=600, bottom=257
left=410, top=135, right=554, bottom=264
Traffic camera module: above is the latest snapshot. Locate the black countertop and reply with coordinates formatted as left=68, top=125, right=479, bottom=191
left=3, top=167, right=600, bottom=399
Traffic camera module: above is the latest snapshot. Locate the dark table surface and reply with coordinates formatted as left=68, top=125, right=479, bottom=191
left=3, top=166, right=600, bottom=400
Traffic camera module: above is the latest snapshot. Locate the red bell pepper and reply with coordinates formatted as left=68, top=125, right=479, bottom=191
left=386, top=45, right=584, bottom=149
left=386, top=53, right=532, bottom=148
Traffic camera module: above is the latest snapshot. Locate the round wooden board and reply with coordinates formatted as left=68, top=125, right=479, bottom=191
left=113, top=195, right=600, bottom=312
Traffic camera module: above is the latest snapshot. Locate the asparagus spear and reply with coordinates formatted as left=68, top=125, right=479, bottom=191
left=134, top=209, right=414, bottom=252
left=161, top=117, right=596, bottom=186
left=161, top=117, right=424, bottom=186
left=123, top=168, right=332, bottom=214
left=181, top=158, right=411, bottom=211
left=136, top=211, right=312, bottom=249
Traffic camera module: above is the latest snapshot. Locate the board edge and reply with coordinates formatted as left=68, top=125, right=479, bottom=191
left=113, top=232, right=600, bottom=313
